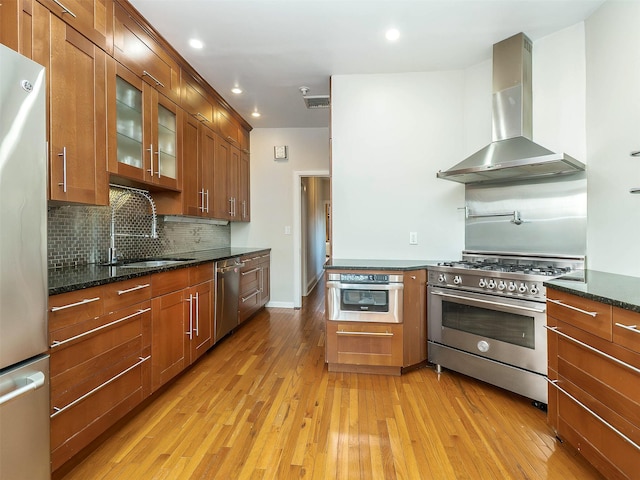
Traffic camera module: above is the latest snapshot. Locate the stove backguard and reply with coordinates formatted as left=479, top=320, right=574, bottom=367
left=464, top=172, right=586, bottom=257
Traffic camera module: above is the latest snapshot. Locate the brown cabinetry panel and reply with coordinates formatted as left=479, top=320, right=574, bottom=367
left=402, top=270, right=427, bottom=367
left=112, top=1, right=179, bottom=103
left=102, top=275, right=151, bottom=312
left=613, top=307, right=640, bottom=355
left=327, top=321, right=403, bottom=367
left=151, top=289, right=188, bottom=391
left=238, top=252, right=270, bottom=323
left=30, top=6, right=108, bottom=205
left=547, top=290, right=612, bottom=340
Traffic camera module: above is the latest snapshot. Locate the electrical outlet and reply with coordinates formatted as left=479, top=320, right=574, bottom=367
left=284, top=225, right=292, bottom=235
left=409, top=232, right=418, bottom=245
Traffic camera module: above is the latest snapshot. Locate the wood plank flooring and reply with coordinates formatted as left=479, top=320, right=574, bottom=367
left=61, top=279, right=604, bottom=479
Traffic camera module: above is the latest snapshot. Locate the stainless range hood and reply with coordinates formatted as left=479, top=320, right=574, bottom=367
left=437, top=33, right=585, bottom=184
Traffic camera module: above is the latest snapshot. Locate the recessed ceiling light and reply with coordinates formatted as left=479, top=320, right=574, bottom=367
left=231, top=87, right=243, bottom=94
left=251, top=111, right=261, bottom=118
left=385, top=28, right=400, bottom=42
left=189, top=38, right=204, bottom=49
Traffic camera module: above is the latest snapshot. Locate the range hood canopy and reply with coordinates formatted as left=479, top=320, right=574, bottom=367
left=437, top=33, right=585, bottom=184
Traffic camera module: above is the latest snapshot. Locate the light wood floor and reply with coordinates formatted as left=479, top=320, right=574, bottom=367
left=62, top=279, right=603, bottom=479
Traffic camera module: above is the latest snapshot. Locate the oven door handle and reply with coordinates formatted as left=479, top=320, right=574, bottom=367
left=326, top=281, right=403, bottom=291
left=430, top=291, right=546, bottom=313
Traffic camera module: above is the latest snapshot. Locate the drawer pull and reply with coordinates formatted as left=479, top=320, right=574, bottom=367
left=51, top=356, right=150, bottom=418
left=545, top=326, right=640, bottom=375
left=547, top=379, right=640, bottom=452
left=117, top=283, right=150, bottom=295
left=336, top=330, right=393, bottom=337
left=260, top=254, right=270, bottom=259
left=51, top=0, right=76, bottom=17
left=50, top=308, right=151, bottom=348
left=241, top=290, right=260, bottom=303
left=194, top=112, right=209, bottom=123
left=547, top=298, right=597, bottom=317
left=142, top=70, right=165, bottom=88
left=241, top=267, right=261, bottom=276
left=615, top=322, right=640, bottom=335
left=50, top=296, right=100, bottom=312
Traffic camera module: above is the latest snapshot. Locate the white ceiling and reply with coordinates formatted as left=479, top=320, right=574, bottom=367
left=128, top=0, right=605, bottom=129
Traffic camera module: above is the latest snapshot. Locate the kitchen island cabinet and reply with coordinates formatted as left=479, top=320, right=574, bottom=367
left=324, top=266, right=428, bottom=375
left=546, top=272, right=640, bottom=480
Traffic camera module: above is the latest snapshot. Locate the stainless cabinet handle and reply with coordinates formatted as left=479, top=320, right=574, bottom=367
left=57, top=147, right=67, bottom=193
left=186, top=294, right=193, bottom=339
left=243, top=201, right=247, bottom=219
left=241, top=267, right=260, bottom=276
left=260, top=266, right=264, bottom=294
left=547, top=379, right=640, bottom=452
left=228, top=197, right=233, bottom=216
left=547, top=298, right=597, bottom=317
left=199, top=189, right=205, bottom=212
left=226, top=135, right=237, bottom=144
left=205, top=189, right=209, bottom=213
left=336, top=330, right=393, bottom=337
left=194, top=112, right=209, bottom=123
left=142, top=70, right=165, bottom=88
left=194, top=292, right=199, bottom=336
left=614, top=322, right=640, bottom=335
left=51, top=0, right=76, bottom=17
left=241, top=290, right=260, bottom=303
left=117, top=283, right=150, bottom=295
left=631, top=151, right=640, bottom=157
left=432, top=291, right=545, bottom=313
left=260, top=254, right=270, bottom=259
left=147, top=144, right=154, bottom=176
left=545, top=325, right=640, bottom=375
left=50, top=308, right=150, bottom=348
left=50, top=296, right=100, bottom=312
left=51, top=356, right=150, bottom=418
left=0, top=371, right=45, bottom=406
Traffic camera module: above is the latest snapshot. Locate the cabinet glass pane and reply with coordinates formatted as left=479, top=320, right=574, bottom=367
left=157, top=105, right=177, bottom=179
left=116, top=76, right=143, bottom=169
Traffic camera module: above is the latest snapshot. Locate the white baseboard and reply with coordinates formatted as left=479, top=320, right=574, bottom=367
left=265, top=301, right=295, bottom=309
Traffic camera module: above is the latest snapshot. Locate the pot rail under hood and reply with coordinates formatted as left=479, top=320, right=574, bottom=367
left=437, top=33, right=585, bottom=184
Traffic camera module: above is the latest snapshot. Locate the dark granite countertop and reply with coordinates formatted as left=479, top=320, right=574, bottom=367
left=49, top=247, right=270, bottom=296
left=544, top=270, right=640, bottom=313
left=324, top=259, right=442, bottom=271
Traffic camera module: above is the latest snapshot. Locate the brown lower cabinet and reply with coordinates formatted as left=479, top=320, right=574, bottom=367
left=48, top=262, right=220, bottom=474
left=239, top=251, right=271, bottom=323
left=547, top=288, right=640, bottom=480
left=325, top=269, right=427, bottom=375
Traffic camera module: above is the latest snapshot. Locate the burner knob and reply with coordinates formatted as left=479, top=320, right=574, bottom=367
left=487, top=279, right=496, bottom=289
left=508, top=282, right=517, bottom=292
left=497, top=281, right=506, bottom=291
left=530, top=285, right=539, bottom=295
left=478, top=278, right=487, bottom=288
left=518, top=283, right=528, bottom=293
left=438, top=274, right=446, bottom=283
left=453, top=275, right=462, bottom=285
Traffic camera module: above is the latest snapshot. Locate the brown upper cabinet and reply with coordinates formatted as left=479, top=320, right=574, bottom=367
left=38, top=0, right=113, bottom=52
left=182, top=70, right=215, bottom=128
left=107, top=59, right=182, bottom=191
left=28, top=2, right=109, bottom=205
left=112, top=1, right=180, bottom=103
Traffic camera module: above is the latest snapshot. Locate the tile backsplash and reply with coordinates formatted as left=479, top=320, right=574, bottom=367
left=48, top=188, right=230, bottom=269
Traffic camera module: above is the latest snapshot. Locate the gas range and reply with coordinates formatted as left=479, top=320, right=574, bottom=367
left=428, top=251, right=585, bottom=301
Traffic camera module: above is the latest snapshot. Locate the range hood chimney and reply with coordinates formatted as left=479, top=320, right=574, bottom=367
left=437, top=32, right=585, bottom=184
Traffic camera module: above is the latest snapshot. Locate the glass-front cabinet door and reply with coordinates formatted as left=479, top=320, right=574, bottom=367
left=108, top=60, right=180, bottom=190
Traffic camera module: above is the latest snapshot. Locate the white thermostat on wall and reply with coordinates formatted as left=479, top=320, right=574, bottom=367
left=274, top=145, right=288, bottom=160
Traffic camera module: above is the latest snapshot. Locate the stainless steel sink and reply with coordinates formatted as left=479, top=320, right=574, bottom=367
left=120, top=259, right=189, bottom=268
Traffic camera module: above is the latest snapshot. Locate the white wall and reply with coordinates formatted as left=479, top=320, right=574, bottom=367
left=585, top=0, right=640, bottom=276
left=231, top=127, right=329, bottom=307
left=331, top=72, right=466, bottom=261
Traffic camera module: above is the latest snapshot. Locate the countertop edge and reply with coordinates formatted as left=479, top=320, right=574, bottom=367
left=545, top=270, right=640, bottom=314
left=49, top=247, right=271, bottom=296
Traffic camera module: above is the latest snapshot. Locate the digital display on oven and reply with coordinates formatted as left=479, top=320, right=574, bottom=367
left=340, top=273, right=389, bottom=284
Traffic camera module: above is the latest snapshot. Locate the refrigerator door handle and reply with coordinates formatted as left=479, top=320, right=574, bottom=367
left=0, top=371, right=45, bottom=406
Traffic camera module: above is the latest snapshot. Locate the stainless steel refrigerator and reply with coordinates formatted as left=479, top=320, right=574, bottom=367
left=0, top=44, right=50, bottom=479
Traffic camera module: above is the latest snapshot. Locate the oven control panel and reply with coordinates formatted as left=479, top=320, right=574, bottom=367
left=428, top=270, right=545, bottom=300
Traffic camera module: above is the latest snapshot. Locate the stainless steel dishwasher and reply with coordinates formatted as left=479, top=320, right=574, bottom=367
left=215, top=257, right=243, bottom=341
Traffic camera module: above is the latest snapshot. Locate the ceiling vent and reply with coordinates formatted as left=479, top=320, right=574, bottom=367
left=299, top=86, right=330, bottom=109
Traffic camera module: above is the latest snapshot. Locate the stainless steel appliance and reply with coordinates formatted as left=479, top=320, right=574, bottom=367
left=0, top=45, right=50, bottom=479
left=215, top=257, right=243, bottom=340
left=428, top=252, right=584, bottom=404
left=326, top=273, right=403, bottom=323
